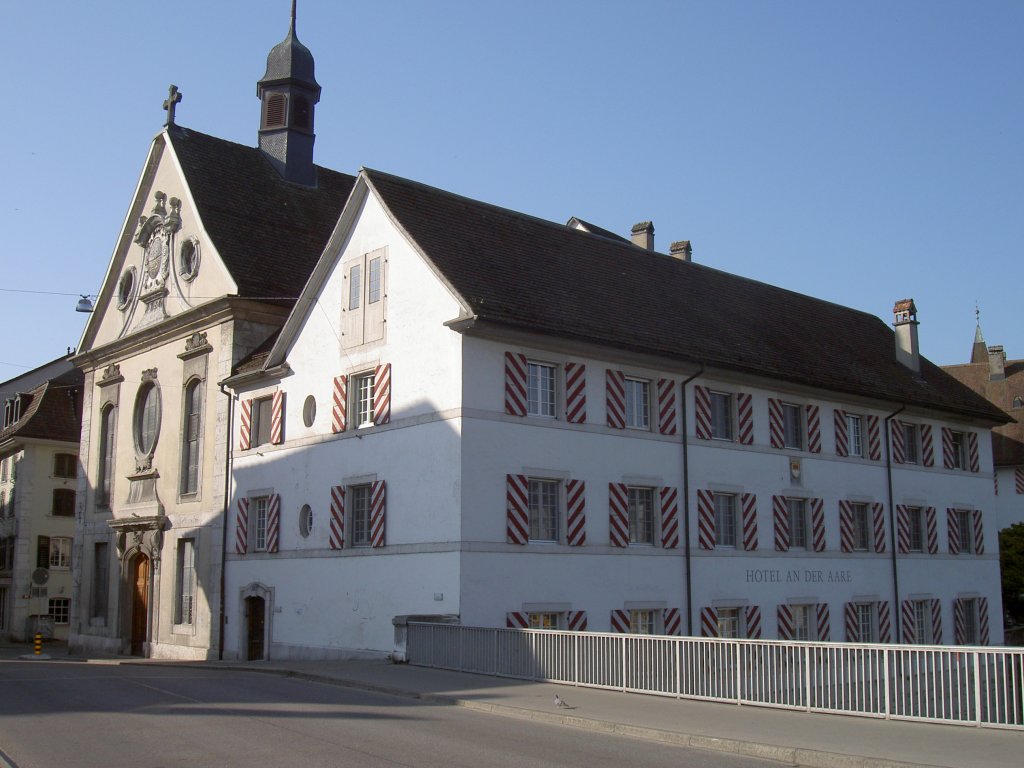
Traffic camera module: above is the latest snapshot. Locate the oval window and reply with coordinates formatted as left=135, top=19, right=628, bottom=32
left=302, top=395, right=316, bottom=428
left=117, top=268, right=136, bottom=310
left=134, top=382, right=161, bottom=456
left=179, top=238, right=201, bottom=281
left=299, top=504, right=313, bottom=538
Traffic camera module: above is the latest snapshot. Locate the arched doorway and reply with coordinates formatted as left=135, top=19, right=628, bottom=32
left=245, top=595, right=265, bottom=660
left=129, top=554, right=150, bottom=656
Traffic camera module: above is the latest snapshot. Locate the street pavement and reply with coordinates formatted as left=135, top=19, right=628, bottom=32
left=6, top=641, right=1021, bottom=768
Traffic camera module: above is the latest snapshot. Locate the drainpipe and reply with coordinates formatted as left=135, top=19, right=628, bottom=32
left=218, top=383, right=235, bottom=660
left=883, top=404, right=906, bottom=644
left=680, top=364, right=705, bottom=636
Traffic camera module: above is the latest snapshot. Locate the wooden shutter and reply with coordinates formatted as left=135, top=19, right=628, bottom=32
left=872, top=502, right=886, bottom=553
left=567, top=611, right=588, bottom=631
left=833, top=409, right=848, bottom=456
left=370, top=480, right=386, bottom=548
left=693, top=385, right=712, bottom=439
left=805, top=405, right=821, bottom=453
left=768, top=398, right=784, bottom=448
left=660, top=486, right=679, bottom=548
left=605, top=370, right=625, bottom=428
left=506, top=612, right=528, bottom=628
left=373, top=363, right=391, bottom=425
left=266, top=493, right=280, bottom=552
left=662, top=608, right=681, bottom=636
left=506, top=474, right=529, bottom=544
left=772, top=495, right=789, bottom=551
left=329, top=485, right=345, bottom=549
left=566, top=479, right=586, bottom=546
left=737, top=392, right=754, bottom=445
left=700, top=607, right=718, bottom=637
left=811, top=497, right=826, bottom=552
left=608, top=483, right=628, bottom=547
left=741, top=493, right=758, bottom=551
left=332, top=375, right=348, bottom=433
left=235, top=498, right=249, bottom=554
left=37, top=535, right=50, bottom=568
left=270, top=391, right=284, bottom=445
left=504, top=352, right=527, bottom=416
left=745, top=606, right=762, bottom=639
left=239, top=398, right=253, bottom=450
left=973, top=510, right=984, bottom=554
left=867, top=415, right=881, bottom=460
left=564, top=362, right=586, bottom=424
left=839, top=500, right=853, bottom=553
left=656, top=378, right=677, bottom=435
left=697, top=489, right=715, bottom=550
left=968, top=432, right=979, bottom=472
left=610, top=609, right=630, bottom=633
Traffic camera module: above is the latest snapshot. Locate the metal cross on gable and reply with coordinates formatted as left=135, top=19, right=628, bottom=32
left=163, top=84, right=183, bottom=126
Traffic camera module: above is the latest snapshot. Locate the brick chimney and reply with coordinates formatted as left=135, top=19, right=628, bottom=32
left=987, top=345, right=1006, bottom=381
left=670, top=240, right=692, bottom=262
left=631, top=221, right=654, bottom=250
left=893, top=299, right=920, bottom=374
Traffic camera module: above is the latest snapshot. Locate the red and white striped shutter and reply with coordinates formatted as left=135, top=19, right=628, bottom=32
left=663, top=608, right=681, bottom=636
left=979, top=598, right=990, bottom=645
left=506, top=474, right=529, bottom=545
left=947, top=508, right=960, bottom=554
left=697, top=489, right=715, bottom=550
left=931, top=599, right=943, bottom=644
left=660, top=486, right=679, bottom=548
left=567, top=611, right=588, bottom=631
left=608, top=483, right=629, bottom=547
left=941, top=427, right=954, bottom=469
left=921, top=424, right=934, bottom=466
left=606, top=369, right=625, bottom=429
left=838, top=500, right=854, bottom=553
left=973, top=510, right=984, bottom=554
left=833, top=409, right=848, bottom=457
left=506, top=612, right=529, bottom=629
left=953, top=599, right=965, bottom=644
left=994, top=473, right=999, bottom=496
left=504, top=352, right=527, bottom=416
left=768, top=398, right=784, bottom=448
left=265, top=493, right=281, bottom=552
left=806, top=405, right=821, bottom=453
left=610, top=609, right=630, bottom=633
left=811, top=498, right=826, bottom=552
left=271, top=390, right=285, bottom=445
left=369, top=480, right=386, bottom=548
left=872, top=502, right=886, bottom=553
left=700, top=607, right=718, bottom=637
left=967, top=432, right=979, bottom=472
left=329, top=485, right=345, bottom=549
left=866, top=415, right=881, bottom=461
left=373, top=363, right=392, bottom=425
left=235, top=497, right=249, bottom=554
left=1017, top=468, right=1024, bottom=494
left=693, top=385, right=712, bottom=440
left=737, top=392, right=753, bottom=445
left=239, top=399, right=253, bottom=450
left=896, top=505, right=909, bottom=554
left=657, top=378, right=677, bottom=435
left=773, top=495, right=789, bottom=551
left=891, top=421, right=905, bottom=464
left=741, top=493, right=757, bottom=551
left=566, top=479, right=586, bottom=546
left=777, top=605, right=794, bottom=641
left=844, top=602, right=858, bottom=642
left=564, top=362, right=586, bottom=424
left=745, top=606, right=762, bottom=639
left=925, top=507, right=939, bottom=554
left=901, top=600, right=915, bottom=644
left=331, top=375, right=348, bottom=433
left=816, top=603, right=831, bottom=641
left=878, top=601, right=891, bottom=643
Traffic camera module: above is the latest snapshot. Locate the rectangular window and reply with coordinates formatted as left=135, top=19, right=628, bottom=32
left=788, top=498, right=808, bottom=549
left=710, top=391, right=734, bottom=440
left=907, top=507, right=923, bottom=552
left=53, top=453, right=77, bottom=479
left=368, top=256, right=382, bottom=304
left=98, top=406, right=116, bottom=507
left=950, top=431, right=966, bottom=470
left=355, top=372, right=375, bottom=428
left=902, top=423, right=919, bottom=464
left=350, top=484, right=372, bottom=547
left=629, top=609, right=656, bottom=635
left=782, top=403, right=803, bottom=449
left=175, top=539, right=196, bottom=625
left=253, top=397, right=273, bottom=447
left=0, top=456, right=6, bottom=481
left=628, top=486, right=655, bottom=545
left=254, top=497, right=269, bottom=552
left=956, top=509, right=972, bottom=554
left=846, top=414, right=863, bottom=457
left=792, top=604, right=812, bottom=641
left=49, top=537, right=71, bottom=569
left=962, top=598, right=979, bottom=644
left=855, top=603, right=876, bottom=642
left=181, top=381, right=202, bottom=495
left=528, top=479, right=559, bottom=542
left=913, top=600, right=931, bottom=644
left=717, top=608, right=740, bottom=639
left=0, top=537, right=13, bottom=571
left=714, top=493, right=737, bottom=547
left=528, top=612, right=559, bottom=629
left=851, top=502, right=869, bottom=551
left=624, top=378, right=650, bottom=430
left=527, top=362, right=556, bottom=418
left=92, top=543, right=109, bottom=620
left=48, top=598, right=70, bottom=625
left=348, top=263, right=361, bottom=310
left=51, top=488, right=75, bottom=517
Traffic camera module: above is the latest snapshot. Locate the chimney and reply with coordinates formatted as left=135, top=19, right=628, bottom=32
left=669, top=240, right=692, bottom=262
left=892, top=298, right=920, bottom=374
left=987, top=345, right=1006, bottom=381
left=631, top=221, right=654, bottom=251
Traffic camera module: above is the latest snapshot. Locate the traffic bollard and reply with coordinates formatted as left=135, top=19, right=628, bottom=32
left=33, top=632, right=42, bottom=655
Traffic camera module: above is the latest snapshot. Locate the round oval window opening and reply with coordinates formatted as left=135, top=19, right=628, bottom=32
left=134, top=382, right=161, bottom=456
left=302, top=395, right=316, bottom=427
left=299, top=505, right=313, bottom=538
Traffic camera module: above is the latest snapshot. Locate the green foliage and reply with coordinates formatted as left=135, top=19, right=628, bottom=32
left=999, top=523, right=1024, bottom=625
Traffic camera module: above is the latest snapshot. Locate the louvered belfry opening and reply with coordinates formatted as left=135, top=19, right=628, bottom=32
left=262, top=92, right=288, bottom=130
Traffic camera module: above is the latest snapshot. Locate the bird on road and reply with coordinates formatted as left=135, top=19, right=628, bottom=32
left=554, top=693, right=572, bottom=708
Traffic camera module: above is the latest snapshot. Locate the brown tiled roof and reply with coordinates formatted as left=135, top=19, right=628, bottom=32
left=0, top=369, right=83, bottom=445
left=167, top=126, right=355, bottom=305
left=365, top=169, right=1006, bottom=424
left=943, top=359, right=1024, bottom=465
left=233, top=331, right=280, bottom=376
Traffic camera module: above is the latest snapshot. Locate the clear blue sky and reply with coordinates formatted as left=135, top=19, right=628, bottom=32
left=1, top=0, right=1020, bottom=378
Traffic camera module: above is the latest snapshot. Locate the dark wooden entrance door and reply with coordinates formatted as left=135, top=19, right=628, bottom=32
left=246, top=596, right=265, bottom=660
left=130, top=555, right=150, bottom=656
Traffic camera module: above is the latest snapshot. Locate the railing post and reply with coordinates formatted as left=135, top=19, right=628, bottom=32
left=574, top=631, right=579, bottom=688
left=883, top=647, right=891, bottom=720
left=675, top=638, right=681, bottom=699
left=804, top=643, right=812, bottom=713
left=973, top=650, right=982, bottom=727
left=621, top=635, right=627, bottom=692
left=736, top=642, right=743, bottom=705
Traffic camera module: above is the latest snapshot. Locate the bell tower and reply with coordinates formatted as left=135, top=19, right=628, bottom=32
left=257, top=1, right=321, bottom=185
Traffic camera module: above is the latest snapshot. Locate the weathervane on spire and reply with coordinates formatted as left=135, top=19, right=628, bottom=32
left=163, top=84, right=182, bottom=127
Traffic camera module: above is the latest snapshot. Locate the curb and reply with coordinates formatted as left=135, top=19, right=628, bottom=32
left=129, top=661, right=949, bottom=768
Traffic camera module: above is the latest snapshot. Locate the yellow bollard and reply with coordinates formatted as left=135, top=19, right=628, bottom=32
left=33, top=633, right=42, bottom=656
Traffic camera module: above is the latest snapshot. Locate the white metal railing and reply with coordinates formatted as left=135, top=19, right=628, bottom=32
left=405, top=623, right=1024, bottom=730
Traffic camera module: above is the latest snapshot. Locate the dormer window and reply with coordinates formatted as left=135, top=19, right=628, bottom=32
left=262, top=93, right=288, bottom=129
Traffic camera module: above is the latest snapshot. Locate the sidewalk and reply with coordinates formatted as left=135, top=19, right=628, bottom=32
left=119, top=656, right=1018, bottom=768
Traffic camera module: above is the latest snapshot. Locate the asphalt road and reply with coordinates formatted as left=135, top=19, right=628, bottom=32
left=0, top=660, right=785, bottom=768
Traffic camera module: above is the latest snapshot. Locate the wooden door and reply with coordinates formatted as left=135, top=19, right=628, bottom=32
left=246, top=596, right=265, bottom=660
left=130, top=555, right=149, bottom=656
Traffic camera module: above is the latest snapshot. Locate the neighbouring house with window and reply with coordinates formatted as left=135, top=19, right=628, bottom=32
left=0, top=357, right=83, bottom=641
left=942, top=325, right=1024, bottom=533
